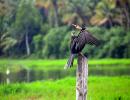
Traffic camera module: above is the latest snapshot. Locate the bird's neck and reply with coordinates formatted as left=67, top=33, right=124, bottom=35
left=80, top=29, right=85, bottom=33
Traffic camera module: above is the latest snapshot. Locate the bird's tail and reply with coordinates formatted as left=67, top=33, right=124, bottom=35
left=64, top=53, right=75, bottom=69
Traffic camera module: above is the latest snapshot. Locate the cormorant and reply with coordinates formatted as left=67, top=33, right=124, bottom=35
left=65, top=24, right=100, bottom=68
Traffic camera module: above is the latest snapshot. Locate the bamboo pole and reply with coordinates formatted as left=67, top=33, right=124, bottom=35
left=76, top=53, right=88, bottom=100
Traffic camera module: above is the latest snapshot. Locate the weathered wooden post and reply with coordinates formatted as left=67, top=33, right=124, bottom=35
left=76, top=53, right=88, bottom=100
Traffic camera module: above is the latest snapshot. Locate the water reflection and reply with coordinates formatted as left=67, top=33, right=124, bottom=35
left=0, top=68, right=76, bottom=84
left=0, top=66, right=130, bottom=84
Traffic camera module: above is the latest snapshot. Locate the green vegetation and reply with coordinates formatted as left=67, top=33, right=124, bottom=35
left=0, top=0, right=130, bottom=58
left=0, top=76, right=130, bottom=100
left=1, top=59, right=130, bottom=67
left=0, top=59, right=130, bottom=72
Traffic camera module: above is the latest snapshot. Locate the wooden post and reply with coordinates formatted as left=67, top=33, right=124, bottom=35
left=76, top=53, right=88, bottom=100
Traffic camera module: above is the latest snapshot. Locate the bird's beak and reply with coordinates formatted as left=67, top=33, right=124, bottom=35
left=72, top=24, right=82, bottom=30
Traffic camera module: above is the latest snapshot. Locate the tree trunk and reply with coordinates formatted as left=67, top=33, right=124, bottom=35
left=52, top=0, right=59, bottom=27
left=75, top=7, right=89, bottom=25
left=119, top=1, right=130, bottom=30
left=25, top=32, right=30, bottom=56
left=123, top=7, right=130, bottom=30
left=76, top=53, right=88, bottom=100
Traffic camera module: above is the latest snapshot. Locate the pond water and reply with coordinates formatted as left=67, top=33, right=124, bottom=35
left=0, top=65, right=130, bottom=84
left=0, top=69, right=75, bottom=84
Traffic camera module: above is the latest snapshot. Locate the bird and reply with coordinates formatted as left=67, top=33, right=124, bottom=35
left=65, top=24, right=100, bottom=69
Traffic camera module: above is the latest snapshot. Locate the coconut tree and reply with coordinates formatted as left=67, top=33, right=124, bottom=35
left=90, top=0, right=130, bottom=29
left=61, top=0, right=99, bottom=26
left=90, top=0, right=118, bottom=27
left=116, top=0, right=130, bottom=30
left=35, top=0, right=60, bottom=27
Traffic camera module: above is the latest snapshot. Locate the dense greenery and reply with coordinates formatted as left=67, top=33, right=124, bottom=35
left=0, top=76, right=130, bottom=100
left=0, top=0, right=130, bottom=58
left=1, top=59, right=130, bottom=71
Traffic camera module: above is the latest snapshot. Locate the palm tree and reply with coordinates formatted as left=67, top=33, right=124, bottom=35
left=35, top=0, right=59, bottom=27
left=116, top=0, right=130, bottom=30
left=90, top=0, right=130, bottom=29
left=0, top=32, right=17, bottom=53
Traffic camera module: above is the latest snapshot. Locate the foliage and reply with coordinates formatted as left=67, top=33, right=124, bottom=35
left=0, top=76, right=130, bottom=100
left=60, top=31, right=71, bottom=58
left=32, top=34, right=44, bottom=58
left=42, top=26, right=69, bottom=58
left=0, top=0, right=130, bottom=58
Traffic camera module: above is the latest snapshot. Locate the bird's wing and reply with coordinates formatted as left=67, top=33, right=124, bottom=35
left=85, top=30, right=100, bottom=45
left=70, top=35, right=77, bottom=49
left=77, top=30, right=100, bottom=48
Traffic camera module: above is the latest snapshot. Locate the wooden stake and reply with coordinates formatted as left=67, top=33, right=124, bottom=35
left=76, top=53, right=88, bottom=100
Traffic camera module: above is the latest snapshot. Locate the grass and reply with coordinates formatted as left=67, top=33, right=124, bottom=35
left=0, top=59, right=130, bottom=99
left=0, top=76, right=130, bottom=100
left=0, top=59, right=130, bottom=72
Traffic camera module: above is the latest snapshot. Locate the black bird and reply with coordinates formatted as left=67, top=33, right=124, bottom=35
left=65, top=24, right=100, bottom=68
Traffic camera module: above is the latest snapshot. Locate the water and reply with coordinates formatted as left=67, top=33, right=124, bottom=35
left=0, top=65, right=130, bottom=84
left=0, top=69, right=76, bottom=84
